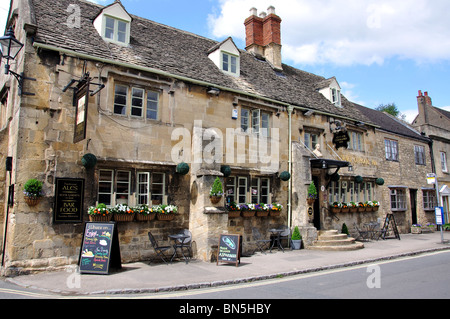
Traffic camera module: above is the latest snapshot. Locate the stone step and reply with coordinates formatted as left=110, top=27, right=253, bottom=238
left=309, top=229, right=364, bottom=251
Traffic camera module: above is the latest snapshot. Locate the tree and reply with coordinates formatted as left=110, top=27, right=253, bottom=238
left=376, top=103, right=406, bottom=121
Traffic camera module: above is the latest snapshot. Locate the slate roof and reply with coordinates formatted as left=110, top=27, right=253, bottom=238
left=30, top=0, right=373, bottom=124
left=352, top=103, right=429, bottom=142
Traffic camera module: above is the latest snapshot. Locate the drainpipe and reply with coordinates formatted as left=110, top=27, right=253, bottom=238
left=287, top=105, right=294, bottom=232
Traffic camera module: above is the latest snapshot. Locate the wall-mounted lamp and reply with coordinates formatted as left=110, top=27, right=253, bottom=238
left=0, top=27, right=35, bottom=95
left=207, top=87, right=220, bottom=95
left=348, top=164, right=353, bottom=172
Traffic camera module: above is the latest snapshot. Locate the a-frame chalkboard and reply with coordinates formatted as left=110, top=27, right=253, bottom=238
left=79, top=222, right=122, bottom=275
left=381, top=214, right=401, bottom=240
left=217, top=234, right=241, bottom=267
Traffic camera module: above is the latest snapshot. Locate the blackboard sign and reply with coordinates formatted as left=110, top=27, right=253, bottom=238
left=53, top=178, right=84, bottom=223
left=79, top=222, right=122, bottom=275
left=217, top=234, right=241, bottom=267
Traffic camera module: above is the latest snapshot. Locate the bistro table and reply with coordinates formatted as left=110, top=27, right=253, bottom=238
left=168, top=233, right=190, bottom=264
left=269, top=228, right=284, bottom=252
left=364, top=222, right=381, bottom=241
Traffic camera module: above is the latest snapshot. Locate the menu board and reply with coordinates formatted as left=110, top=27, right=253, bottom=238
left=79, top=222, right=121, bottom=275
left=217, top=234, right=241, bottom=267
left=53, top=178, right=84, bottom=223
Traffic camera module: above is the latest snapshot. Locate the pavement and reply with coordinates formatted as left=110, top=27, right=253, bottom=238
left=5, top=231, right=450, bottom=297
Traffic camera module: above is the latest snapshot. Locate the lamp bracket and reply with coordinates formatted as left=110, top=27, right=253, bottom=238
left=8, top=70, right=36, bottom=96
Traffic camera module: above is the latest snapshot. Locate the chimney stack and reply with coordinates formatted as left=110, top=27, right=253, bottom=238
left=417, top=90, right=432, bottom=124
left=245, top=6, right=282, bottom=71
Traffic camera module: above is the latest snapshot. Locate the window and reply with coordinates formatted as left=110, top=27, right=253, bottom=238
left=390, top=188, right=406, bottom=211
left=304, top=132, right=319, bottom=150
left=349, top=131, right=363, bottom=152
left=104, top=16, right=129, bottom=44
left=441, top=152, right=448, bottom=173
left=423, top=190, right=437, bottom=210
left=329, top=180, right=373, bottom=204
left=222, top=52, right=239, bottom=76
left=385, top=139, right=398, bottom=161
left=251, top=177, right=270, bottom=204
left=240, top=108, right=270, bottom=136
left=331, top=88, right=341, bottom=107
left=98, top=170, right=167, bottom=206
left=114, top=84, right=160, bottom=119
left=226, top=176, right=270, bottom=205
left=414, top=145, right=426, bottom=165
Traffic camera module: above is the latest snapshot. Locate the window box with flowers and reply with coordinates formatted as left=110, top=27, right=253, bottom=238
left=348, top=202, right=358, bottom=213
left=357, top=202, right=366, bottom=212
left=23, top=178, right=44, bottom=206
left=112, top=204, right=135, bottom=222
left=135, top=204, right=156, bottom=221
left=155, top=204, right=178, bottom=221
left=226, top=202, right=241, bottom=218
left=241, top=203, right=256, bottom=218
left=411, top=224, right=422, bottom=234
left=256, top=203, right=271, bottom=217
left=88, top=203, right=112, bottom=222
left=269, top=203, right=283, bottom=217
left=341, top=202, right=349, bottom=213
left=331, top=202, right=342, bottom=213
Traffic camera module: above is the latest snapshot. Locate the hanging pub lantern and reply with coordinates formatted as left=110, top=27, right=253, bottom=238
left=176, top=162, right=190, bottom=175
left=81, top=153, right=97, bottom=169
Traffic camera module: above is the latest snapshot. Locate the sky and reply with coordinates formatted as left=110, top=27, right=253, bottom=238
left=1, top=0, right=450, bottom=123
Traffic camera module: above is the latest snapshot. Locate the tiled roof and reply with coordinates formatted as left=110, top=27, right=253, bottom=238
left=31, top=0, right=373, bottom=123
left=353, top=103, right=429, bottom=142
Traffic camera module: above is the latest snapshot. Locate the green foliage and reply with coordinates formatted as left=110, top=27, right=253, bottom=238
left=308, top=181, right=317, bottom=199
left=210, top=177, right=223, bottom=196
left=342, top=223, right=349, bottom=235
left=23, top=178, right=43, bottom=197
left=291, top=226, right=302, bottom=240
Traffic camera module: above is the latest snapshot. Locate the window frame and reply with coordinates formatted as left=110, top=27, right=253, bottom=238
left=240, top=107, right=271, bottom=136
left=441, top=152, right=448, bottom=173
left=113, top=84, right=160, bottom=120
left=348, top=131, right=364, bottom=152
left=103, top=15, right=130, bottom=45
left=423, top=190, right=437, bottom=211
left=221, top=51, right=240, bottom=76
left=414, top=145, right=426, bottom=165
left=385, top=138, right=399, bottom=161
left=331, top=88, right=341, bottom=107
left=390, top=188, right=407, bottom=211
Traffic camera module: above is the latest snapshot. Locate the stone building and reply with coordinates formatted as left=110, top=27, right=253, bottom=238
left=0, top=0, right=437, bottom=274
left=413, top=91, right=450, bottom=222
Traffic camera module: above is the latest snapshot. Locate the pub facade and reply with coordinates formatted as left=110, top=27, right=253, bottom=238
left=0, top=0, right=436, bottom=274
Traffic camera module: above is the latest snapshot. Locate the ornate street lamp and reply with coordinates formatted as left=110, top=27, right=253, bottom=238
left=0, top=26, right=35, bottom=95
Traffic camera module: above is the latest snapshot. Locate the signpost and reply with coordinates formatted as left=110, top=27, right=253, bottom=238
left=79, top=222, right=122, bottom=275
left=217, top=234, right=241, bottom=267
left=427, top=173, right=447, bottom=244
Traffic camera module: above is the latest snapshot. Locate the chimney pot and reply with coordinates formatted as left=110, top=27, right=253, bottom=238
left=259, top=12, right=267, bottom=18
left=267, top=6, right=276, bottom=15
left=249, top=7, right=257, bottom=16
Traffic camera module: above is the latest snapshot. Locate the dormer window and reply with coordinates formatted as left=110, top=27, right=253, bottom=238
left=104, top=16, right=129, bottom=44
left=317, top=77, right=342, bottom=108
left=208, top=37, right=240, bottom=77
left=331, top=87, right=341, bottom=107
left=94, top=1, right=132, bottom=46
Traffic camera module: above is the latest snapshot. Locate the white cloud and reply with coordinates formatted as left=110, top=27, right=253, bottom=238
left=208, top=0, right=450, bottom=66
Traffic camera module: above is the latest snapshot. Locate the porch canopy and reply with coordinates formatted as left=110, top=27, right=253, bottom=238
left=310, top=158, right=351, bottom=170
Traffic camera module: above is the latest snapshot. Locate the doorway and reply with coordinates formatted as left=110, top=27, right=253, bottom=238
left=312, top=176, right=321, bottom=230
left=410, top=189, right=417, bottom=225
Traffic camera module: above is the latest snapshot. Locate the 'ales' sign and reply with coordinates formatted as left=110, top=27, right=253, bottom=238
left=53, top=178, right=84, bottom=223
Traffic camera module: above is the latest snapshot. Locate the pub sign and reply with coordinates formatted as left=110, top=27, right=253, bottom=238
left=332, top=130, right=350, bottom=149
left=53, top=178, right=85, bottom=223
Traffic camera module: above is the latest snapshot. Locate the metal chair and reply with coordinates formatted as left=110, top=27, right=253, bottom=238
left=173, top=229, right=192, bottom=264
left=279, top=225, right=291, bottom=251
left=353, top=223, right=370, bottom=242
left=148, top=232, right=172, bottom=265
left=252, top=227, right=271, bottom=254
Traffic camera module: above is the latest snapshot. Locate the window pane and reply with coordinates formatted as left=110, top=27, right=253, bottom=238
left=222, top=53, right=229, bottom=72
left=114, top=85, right=127, bottom=115
left=231, top=56, right=237, bottom=74
left=131, top=88, right=144, bottom=117
left=105, top=17, right=115, bottom=39
left=261, top=112, right=270, bottom=137
left=147, top=91, right=159, bottom=120
left=241, top=109, right=249, bottom=132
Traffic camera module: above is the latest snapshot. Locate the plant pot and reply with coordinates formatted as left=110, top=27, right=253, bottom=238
left=291, top=240, right=302, bottom=250
left=241, top=210, right=256, bottom=218
left=256, top=210, right=269, bottom=217
left=89, top=214, right=112, bottom=222
left=331, top=207, right=341, bottom=213
left=113, top=213, right=135, bottom=222
left=210, top=195, right=222, bottom=204
left=307, top=198, right=315, bottom=206
left=136, top=213, right=156, bottom=221
left=228, top=210, right=241, bottom=218
left=269, top=210, right=281, bottom=217
left=358, top=207, right=366, bottom=212
left=349, top=207, right=358, bottom=213
left=411, top=227, right=422, bottom=234
left=373, top=206, right=379, bottom=212
left=366, top=207, right=374, bottom=212
left=24, top=196, right=41, bottom=207
left=156, top=213, right=175, bottom=221
left=341, top=207, right=349, bottom=213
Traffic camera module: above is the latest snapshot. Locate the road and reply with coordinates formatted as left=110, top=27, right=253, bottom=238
left=0, top=250, right=449, bottom=300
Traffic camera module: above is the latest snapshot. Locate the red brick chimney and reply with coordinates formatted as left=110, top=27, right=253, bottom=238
left=245, top=6, right=282, bottom=71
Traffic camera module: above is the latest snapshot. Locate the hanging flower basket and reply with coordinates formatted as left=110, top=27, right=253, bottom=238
left=24, top=196, right=41, bottom=207
left=114, top=213, right=135, bottom=222
left=89, top=214, right=112, bottom=222
left=136, top=212, right=156, bottom=221
left=210, top=195, right=222, bottom=204
left=156, top=213, right=176, bottom=221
